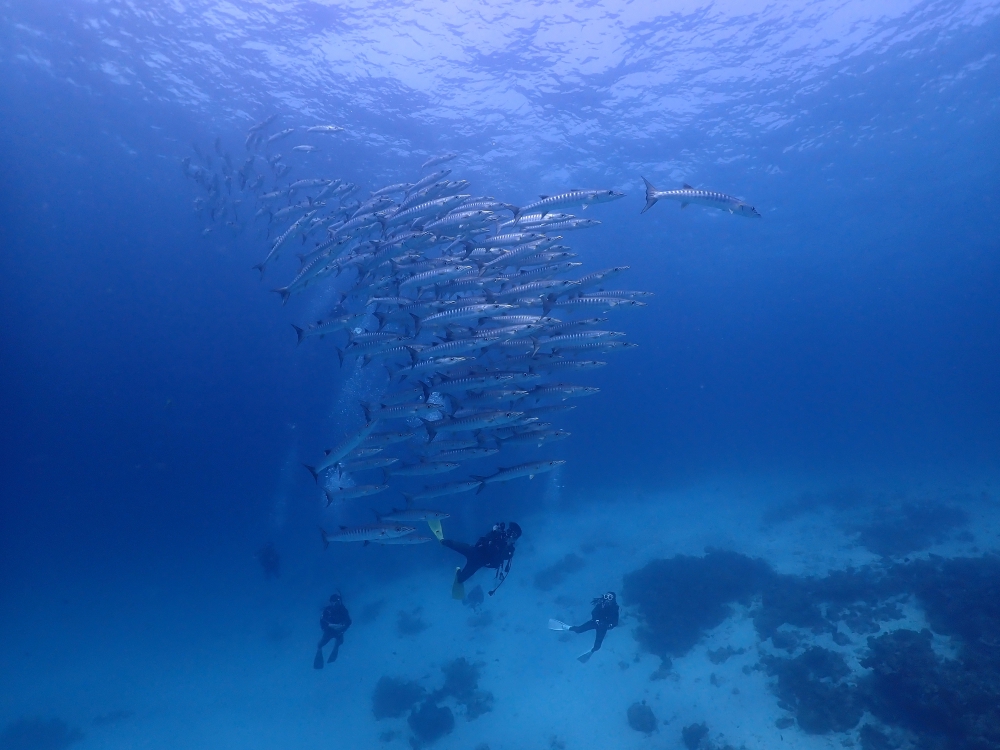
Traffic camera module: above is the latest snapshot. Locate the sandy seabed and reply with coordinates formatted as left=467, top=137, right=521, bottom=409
left=2, top=473, right=998, bottom=750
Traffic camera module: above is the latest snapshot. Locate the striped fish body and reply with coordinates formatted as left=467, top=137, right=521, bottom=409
left=377, top=508, right=451, bottom=523
left=323, top=483, right=390, bottom=506
left=373, top=535, right=434, bottom=545
left=322, top=523, right=415, bottom=545
left=429, top=410, right=523, bottom=435
left=336, top=456, right=398, bottom=473
left=310, top=420, right=380, bottom=476
left=431, top=447, right=500, bottom=462
left=428, top=373, right=516, bottom=393
left=501, top=430, right=571, bottom=447
left=641, top=178, right=760, bottom=217
left=475, top=460, right=565, bottom=488
left=517, top=189, right=624, bottom=218
left=405, top=480, right=483, bottom=502
left=388, top=461, right=461, bottom=476
left=363, top=431, right=416, bottom=447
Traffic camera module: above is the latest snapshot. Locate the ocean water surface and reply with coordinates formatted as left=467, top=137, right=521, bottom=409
left=1, top=1, right=999, bottom=749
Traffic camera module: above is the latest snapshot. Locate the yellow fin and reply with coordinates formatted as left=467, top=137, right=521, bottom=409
left=427, top=518, right=444, bottom=541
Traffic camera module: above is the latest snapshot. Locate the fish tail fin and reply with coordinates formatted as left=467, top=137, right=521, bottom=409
left=335, top=347, right=345, bottom=367
left=320, top=527, right=329, bottom=550
left=360, top=402, right=373, bottom=422
left=641, top=177, right=658, bottom=214
left=252, top=262, right=266, bottom=278
left=410, top=313, right=421, bottom=334
left=273, top=287, right=290, bottom=305
left=291, top=324, right=305, bottom=345
left=424, top=423, right=437, bottom=442
left=303, top=464, right=319, bottom=483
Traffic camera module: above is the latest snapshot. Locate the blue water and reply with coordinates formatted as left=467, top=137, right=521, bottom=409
left=1, top=2, right=999, bottom=749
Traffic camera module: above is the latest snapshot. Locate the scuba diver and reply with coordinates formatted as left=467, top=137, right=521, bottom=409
left=313, top=593, right=351, bottom=669
left=549, top=591, right=620, bottom=663
left=436, top=521, right=522, bottom=600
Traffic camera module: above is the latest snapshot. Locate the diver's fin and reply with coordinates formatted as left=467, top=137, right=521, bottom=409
left=548, top=619, right=571, bottom=631
left=313, top=650, right=324, bottom=669
left=577, top=650, right=593, bottom=663
left=427, top=518, right=444, bottom=541
left=451, top=568, right=465, bottom=600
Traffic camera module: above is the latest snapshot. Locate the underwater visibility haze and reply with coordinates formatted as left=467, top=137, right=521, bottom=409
left=1, top=1, right=999, bottom=749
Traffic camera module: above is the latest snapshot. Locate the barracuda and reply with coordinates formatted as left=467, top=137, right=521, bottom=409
left=321, top=523, right=415, bottom=547
left=515, top=189, right=624, bottom=219
left=304, top=420, right=380, bottom=481
left=641, top=178, right=761, bottom=217
left=472, top=460, right=565, bottom=493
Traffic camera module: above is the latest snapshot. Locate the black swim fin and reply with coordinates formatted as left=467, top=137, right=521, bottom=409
left=313, top=650, right=324, bottom=670
left=451, top=567, right=465, bottom=600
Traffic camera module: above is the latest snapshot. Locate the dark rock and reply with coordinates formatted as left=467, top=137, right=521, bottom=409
left=858, top=725, right=897, bottom=750
left=434, top=658, right=493, bottom=719
left=533, top=553, right=586, bottom=591
left=770, top=630, right=800, bottom=651
left=681, top=722, right=709, bottom=749
left=832, top=630, right=852, bottom=646
left=372, top=676, right=426, bottom=720
left=707, top=646, right=745, bottom=664
left=856, top=501, right=968, bottom=557
left=622, top=550, right=772, bottom=658
left=407, top=701, right=454, bottom=746
left=437, top=658, right=479, bottom=701
left=0, top=718, right=83, bottom=750
left=764, top=647, right=861, bottom=734
left=627, top=702, right=657, bottom=734
left=463, top=585, right=484, bottom=611
left=624, top=550, right=1000, bottom=747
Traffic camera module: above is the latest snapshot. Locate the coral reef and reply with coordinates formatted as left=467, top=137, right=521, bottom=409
left=372, top=677, right=426, bottom=720
left=763, top=647, right=861, bottom=734
left=433, top=658, right=494, bottom=720
left=624, top=549, right=1000, bottom=748
left=626, top=701, right=657, bottom=734
left=856, top=501, right=968, bottom=557
left=622, top=550, right=771, bottom=659
left=407, top=701, right=454, bottom=747
left=681, top=722, right=709, bottom=749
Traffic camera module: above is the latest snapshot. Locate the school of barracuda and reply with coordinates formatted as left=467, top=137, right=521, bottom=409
left=183, top=116, right=653, bottom=546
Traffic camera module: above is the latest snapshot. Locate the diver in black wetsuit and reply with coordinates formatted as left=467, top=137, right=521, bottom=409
left=550, top=591, right=620, bottom=663
left=440, top=522, right=522, bottom=599
left=314, top=593, right=351, bottom=669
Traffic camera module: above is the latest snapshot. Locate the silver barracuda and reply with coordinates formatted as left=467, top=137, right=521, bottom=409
left=641, top=178, right=761, bottom=217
